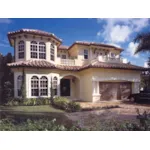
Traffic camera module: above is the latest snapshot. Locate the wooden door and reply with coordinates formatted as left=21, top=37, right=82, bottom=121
left=60, top=79, right=70, bottom=96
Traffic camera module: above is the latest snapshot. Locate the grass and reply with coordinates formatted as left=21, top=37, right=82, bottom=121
left=0, top=105, right=64, bottom=113
left=0, top=105, right=73, bottom=128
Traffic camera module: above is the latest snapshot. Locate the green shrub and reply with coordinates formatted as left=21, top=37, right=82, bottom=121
left=53, top=97, right=81, bottom=112
left=67, top=101, right=81, bottom=112
left=53, top=97, right=69, bottom=110
left=23, top=99, right=33, bottom=106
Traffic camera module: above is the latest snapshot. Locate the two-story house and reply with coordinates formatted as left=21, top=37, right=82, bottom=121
left=7, top=29, right=145, bottom=102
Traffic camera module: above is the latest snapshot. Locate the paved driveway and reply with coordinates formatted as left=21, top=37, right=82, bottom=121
left=66, top=103, right=150, bottom=129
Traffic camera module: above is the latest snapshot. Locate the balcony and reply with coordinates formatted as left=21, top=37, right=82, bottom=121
left=60, top=59, right=75, bottom=66
left=98, top=56, right=127, bottom=64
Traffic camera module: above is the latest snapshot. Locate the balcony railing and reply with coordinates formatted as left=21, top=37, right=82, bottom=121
left=98, top=56, right=126, bottom=63
left=60, top=59, right=75, bottom=66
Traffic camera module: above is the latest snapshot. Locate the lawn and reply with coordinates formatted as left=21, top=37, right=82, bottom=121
left=0, top=105, right=73, bottom=128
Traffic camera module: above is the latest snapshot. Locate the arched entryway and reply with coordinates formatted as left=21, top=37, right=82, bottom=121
left=60, top=75, right=80, bottom=100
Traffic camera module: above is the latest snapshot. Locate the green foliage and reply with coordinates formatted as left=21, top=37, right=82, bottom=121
left=67, top=101, right=81, bottom=112
left=3, top=81, right=13, bottom=103
left=5, top=98, right=50, bottom=106
left=53, top=97, right=81, bottom=112
left=21, top=69, right=26, bottom=100
left=1, top=53, right=14, bottom=104
left=53, top=97, right=69, bottom=110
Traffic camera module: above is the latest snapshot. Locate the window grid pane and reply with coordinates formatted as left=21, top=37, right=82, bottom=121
left=18, top=41, right=25, bottom=59
left=50, top=44, right=55, bottom=61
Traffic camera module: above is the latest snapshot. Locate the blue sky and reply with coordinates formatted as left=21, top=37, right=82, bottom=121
left=0, top=18, right=150, bottom=67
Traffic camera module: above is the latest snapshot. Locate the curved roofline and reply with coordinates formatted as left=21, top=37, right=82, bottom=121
left=68, top=41, right=123, bottom=51
left=7, top=29, right=62, bottom=46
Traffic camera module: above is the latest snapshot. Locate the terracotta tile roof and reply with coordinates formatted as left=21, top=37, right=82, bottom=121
left=69, top=41, right=123, bottom=51
left=7, top=60, right=55, bottom=69
left=8, top=29, right=62, bottom=43
left=85, top=61, right=146, bottom=71
left=58, top=45, right=69, bottom=50
left=7, top=60, right=146, bottom=71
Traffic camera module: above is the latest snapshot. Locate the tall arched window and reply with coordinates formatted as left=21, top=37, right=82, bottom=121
left=53, top=76, right=57, bottom=95
left=17, top=75, right=22, bottom=96
left=31, top=76, right=39, bottom=96
left=50, top=44, right=55, bottom=61
left=40, top=76, right=48, bottom=96
left=39, top=42, right=46, bottom=59
left=30, top=41, right=38, bottom=58
left=18, top=41, right=24, bottom=59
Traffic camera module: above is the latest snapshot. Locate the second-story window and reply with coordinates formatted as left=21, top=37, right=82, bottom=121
left=18, top=41, right=24, bottom=59
left=50, top=44, right=55, bottom=61
left=62, top=55, right=66, bottom=59
left=84, top=49, right=88, bottom=59
left=39, top=42, right=46, bottom=59
left=31, top=41, right=38, bottom=58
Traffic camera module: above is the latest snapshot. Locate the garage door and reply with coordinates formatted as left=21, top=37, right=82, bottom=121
left=99, top=82, right=132, bottom=101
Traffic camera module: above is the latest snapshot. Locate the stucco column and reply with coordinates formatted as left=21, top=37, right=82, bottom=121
left=57, top=77, right=60, bottom=96
left=14, top=72, right=18, bottom=97
left=25, top=40, right=30, bottom=60
left=46, top=42, right=50, bottom=61
left=90, top=47, right=93, bottom=60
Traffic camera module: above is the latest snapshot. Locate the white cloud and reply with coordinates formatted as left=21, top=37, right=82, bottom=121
left=132, top=18, right=149, bottom=31
left=110, top=25, right=132, bottom=43
left=0, top=18, right=12, bottom=24
left=127, top=42, right=139, bottom=58
left=97, top=18, right=149, bottom=44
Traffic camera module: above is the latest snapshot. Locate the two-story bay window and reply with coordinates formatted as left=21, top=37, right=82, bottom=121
left=17, top=75, right=22, bottom=96
left=18, top=41, right=25, bottom=59
left=50, top=44, right=55, bottom=61
left=40, top=76, right=48, bottom=96
left=84, top=49, right=88, bottom=59
left=31, top=41, right=38, bottom=58
left=39, top=42, right=46, bottom=59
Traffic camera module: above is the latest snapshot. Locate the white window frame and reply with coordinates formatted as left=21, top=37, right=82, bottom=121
left=50, top=44, right=55, bottom=61
left=53, top=76, right=58, bottom=96
left=31, top=76, right=39, bottom=96
left=18, top=41, right=25, bottom=59
left=40, top=76, right=48, bottom=96
left=84, top=49, right=88, bottom=59
left=30, top=41, right=46, bottom=59
left=39, top=42, right=46, bottom=59
left=17, top=75, right=22, bottom=96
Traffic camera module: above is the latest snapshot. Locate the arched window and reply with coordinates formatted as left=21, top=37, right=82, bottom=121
left=40, top=76, right=48, bottom=96
left=17, top=75, right=22, bottom=96
left=31, top=76, right=39, bottom=96
left=53, top=76, right=57, bottom=95
left=30, top=41, right=38, bottom=58
left=18, top=41, right=24, bottom=59
left=39, top=42, right=46, bottom=59
left=50, top=44, right=55, bottom=61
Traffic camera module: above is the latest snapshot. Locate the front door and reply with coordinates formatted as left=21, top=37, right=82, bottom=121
left=60, top=79, right=70, bottom=96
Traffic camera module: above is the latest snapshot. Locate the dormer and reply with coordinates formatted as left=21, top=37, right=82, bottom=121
left=7, top=29, right=62, bottom=63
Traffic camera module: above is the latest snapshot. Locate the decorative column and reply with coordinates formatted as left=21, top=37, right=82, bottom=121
left=57, top=77, right=61, bottom=96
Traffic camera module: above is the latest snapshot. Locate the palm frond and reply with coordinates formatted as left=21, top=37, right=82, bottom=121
left=134, top=32, right=150, bottom=54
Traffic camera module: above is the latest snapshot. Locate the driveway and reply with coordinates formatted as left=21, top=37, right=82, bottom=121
left=66, top=103, right=150, bottom=129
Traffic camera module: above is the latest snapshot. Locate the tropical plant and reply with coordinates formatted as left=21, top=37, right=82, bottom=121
left=21, top=68, right=26, bottom=100
left=134, top=32, right=150, bottom=89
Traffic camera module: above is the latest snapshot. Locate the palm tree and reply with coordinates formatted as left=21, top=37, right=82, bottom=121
left=134, top=32, right=150, bottom=54
left=134, top=32, right=150, bottom=91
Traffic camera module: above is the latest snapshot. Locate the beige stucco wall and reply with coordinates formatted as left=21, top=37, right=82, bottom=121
left=12, top=67, right=142, bottom=102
